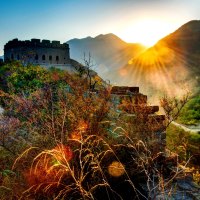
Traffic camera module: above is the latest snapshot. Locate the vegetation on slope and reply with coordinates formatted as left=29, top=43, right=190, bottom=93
left=0, top=61, right=50, bottom=94
left=0, top=61, right=199, bottom=199
left=166, top=124, right=200, bottom=184
left=178, top=95, right=200, bottom=125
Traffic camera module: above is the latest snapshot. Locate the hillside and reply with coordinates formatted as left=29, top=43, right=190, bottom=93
left=67, top=33, right=146, bottom=78
left=114, top=20, right=200, bottom=96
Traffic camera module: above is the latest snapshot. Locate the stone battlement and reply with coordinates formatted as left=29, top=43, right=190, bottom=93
left=4, top=38, right=69, bottom=50
left=4, top=38, right=70, bottom=65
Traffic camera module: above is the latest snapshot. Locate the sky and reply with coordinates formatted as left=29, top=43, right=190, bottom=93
left=1, top=0, right=200, bottom=55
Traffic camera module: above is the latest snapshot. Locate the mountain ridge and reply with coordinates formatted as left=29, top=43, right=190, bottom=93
left=67, top=33, right=146, bottom=77
left=116, top=20, right=200, bottom=96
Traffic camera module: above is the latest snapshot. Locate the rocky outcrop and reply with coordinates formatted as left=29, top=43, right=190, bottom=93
left=153, top=174, right=200, bottom=200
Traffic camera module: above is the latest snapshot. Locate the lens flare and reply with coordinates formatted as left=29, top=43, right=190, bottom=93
left=119, top=68, right=128, bottom=77
left=70, top=120, right=88, bottom=140
left=70, top=131, right=82, bottom=140
left=24, top=144, right=73, bottom=192
left=53, top=144, right=73, bottom=162
left=77, top=120, right=88, bottom=132
left=118, top=40, right=192, bottom=97
left=108, top=161, right=125, bottom=177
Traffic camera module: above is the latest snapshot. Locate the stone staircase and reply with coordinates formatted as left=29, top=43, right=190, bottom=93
left=110, top=86, right=166, bottom=153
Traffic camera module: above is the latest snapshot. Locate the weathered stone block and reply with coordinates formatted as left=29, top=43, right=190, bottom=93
left=120, top=105, right=159, bottom=114
left=110, top=85, right=167, bottom=154
left=111, top=86, right=139, bottom=94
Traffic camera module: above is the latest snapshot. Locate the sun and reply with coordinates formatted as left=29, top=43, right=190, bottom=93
left=120, top=19, right=176, bottom=47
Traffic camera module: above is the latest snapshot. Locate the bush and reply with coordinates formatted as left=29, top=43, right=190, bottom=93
left=0, top=61, right=50, bottom=94
left=1, top=62, right=194, bottom=199
left=178, top=95, right=200, bottom=125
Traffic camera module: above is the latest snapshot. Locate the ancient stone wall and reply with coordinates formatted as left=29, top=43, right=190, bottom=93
left=110, top=86, right=166, bottom=153
left=4, top=38, right=70, bottom=65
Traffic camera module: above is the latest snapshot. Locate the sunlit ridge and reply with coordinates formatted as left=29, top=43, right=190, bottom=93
left=120, top=19, right=178, bottom=47
left=118, top=42, right=192, bottom=97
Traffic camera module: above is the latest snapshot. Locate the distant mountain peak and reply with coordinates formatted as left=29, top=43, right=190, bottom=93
left=67, top=33, right=126, bottom=44
left=95, top=33, right=118, bottom=38
left=180, top=20, right=200, bottom=27
left=95, top=33, right=126, bottom=43
left=85, top=36, right=92, bottom=39
left=66, top=33, right=145, bottom=78
left=67, top=36, right=92, bottom=43
left=175, top=20, right=200, bottom=33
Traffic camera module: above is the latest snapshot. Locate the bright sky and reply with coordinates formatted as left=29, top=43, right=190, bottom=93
left=0, top=0, right=200, bottom=55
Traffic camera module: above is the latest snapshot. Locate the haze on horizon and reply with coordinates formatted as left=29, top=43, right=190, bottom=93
left=1, top=0, right=200, bottom=55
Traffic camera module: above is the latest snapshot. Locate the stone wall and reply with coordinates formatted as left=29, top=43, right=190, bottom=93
left=4, top=38, right=70, bottom=65
left=110, top=86, right=166, bottom=153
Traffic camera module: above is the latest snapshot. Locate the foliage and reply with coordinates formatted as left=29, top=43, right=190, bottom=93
left=166, top=124, right=200, bottom=185
left=166, top=124, right=191, bottom=161
left=178, top=95, right=200, bottom=125
left=0, top=64, right=110, bottom=149
left=160, top=92, right=189, bottom=125
left=0, top=61, right=50, bottom=94
left=161, top=93, right=200, bottom=186
left=0, top=61, right=199, bottom=199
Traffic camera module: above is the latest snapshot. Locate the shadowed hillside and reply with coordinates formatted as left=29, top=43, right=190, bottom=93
left=67, top=33, right=146, bottom=78
left=113, top=20, right=200, bottom=97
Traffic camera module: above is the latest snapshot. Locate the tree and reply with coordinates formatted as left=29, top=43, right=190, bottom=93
left=160, top=92, right=190, bottom=126
left=83, top=52, right=99, bottom=91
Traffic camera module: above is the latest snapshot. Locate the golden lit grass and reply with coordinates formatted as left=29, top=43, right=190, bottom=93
left=1, top=78, right=194, bottom=199
left=12, top=133, right=152, bottom=199
left=8, top=110, right=194, bottom=200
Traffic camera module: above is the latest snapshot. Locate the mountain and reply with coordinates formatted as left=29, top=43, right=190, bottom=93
left=114, top=20, right=200, bottom=97
left=67, top=33, right=146, bottom=78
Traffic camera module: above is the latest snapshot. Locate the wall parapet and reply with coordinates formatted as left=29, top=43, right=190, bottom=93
left=4, top=38, right=70, bottom=65
left=4, top=38, right=69, bottom=50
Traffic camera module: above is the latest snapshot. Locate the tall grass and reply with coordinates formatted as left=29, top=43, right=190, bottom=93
left=0, top=66, right=195, bottom=199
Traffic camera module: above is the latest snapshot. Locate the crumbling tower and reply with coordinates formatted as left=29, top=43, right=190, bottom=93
left=110, top=86, right=166, bottom=153
left=4, top=38, right=70, bottom=66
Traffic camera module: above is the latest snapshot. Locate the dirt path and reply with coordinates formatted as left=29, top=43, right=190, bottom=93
left=172, top=121, right=200, bottom=134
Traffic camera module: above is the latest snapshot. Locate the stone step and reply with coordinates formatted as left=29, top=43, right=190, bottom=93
left=120, top=105, right=159, bottom=114
left=121, top=115, right=165, bottom=130
left=119, top=114, right=165, bottom=125
left=112, top=93, right=147, bottom=105
left=148, top=114, right=166, bottom=122
left=111, top=86, right=139, bottom=94
left=131, top=93, right=147, bottom=105
left=142, top=115, right=166, bottom=132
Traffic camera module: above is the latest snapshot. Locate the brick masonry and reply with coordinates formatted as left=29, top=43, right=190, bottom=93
left=4, top=38, right=70, bottom=66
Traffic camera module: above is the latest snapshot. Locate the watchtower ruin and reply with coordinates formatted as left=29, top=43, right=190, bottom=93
left=110, top=86, right=166, bottom=153
left=4, top=38, right=70, bottom=66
